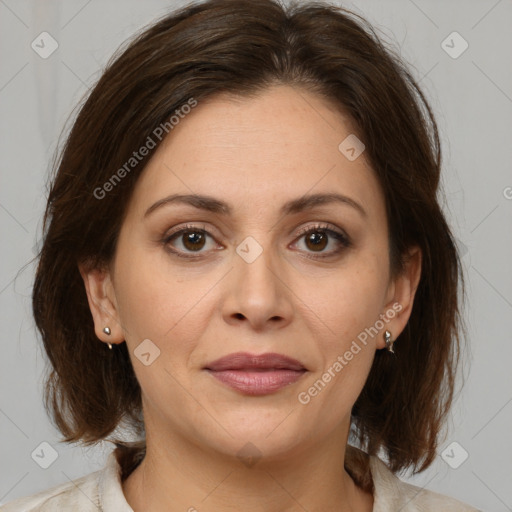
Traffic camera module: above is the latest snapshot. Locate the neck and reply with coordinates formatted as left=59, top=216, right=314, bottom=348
left=122, top=423, right=373, bottom=512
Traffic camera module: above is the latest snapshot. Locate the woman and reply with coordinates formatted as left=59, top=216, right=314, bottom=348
left=3, top=0, right=480, bottom=510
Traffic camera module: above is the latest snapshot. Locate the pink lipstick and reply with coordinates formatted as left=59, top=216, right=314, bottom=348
left=204, top=352, right=307, bottom=396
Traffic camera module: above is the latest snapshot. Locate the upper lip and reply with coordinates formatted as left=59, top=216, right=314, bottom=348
left=204, top=352, right=306, bottom=371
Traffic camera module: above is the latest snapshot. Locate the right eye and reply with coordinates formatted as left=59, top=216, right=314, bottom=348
left=163, top=224, right=222, bottom=259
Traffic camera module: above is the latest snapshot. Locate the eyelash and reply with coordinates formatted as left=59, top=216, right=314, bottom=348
left=162, top=223, right=351, bottom=260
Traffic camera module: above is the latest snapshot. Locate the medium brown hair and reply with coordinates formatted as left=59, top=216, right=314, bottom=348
left=32, top=0, right=466, bottom=490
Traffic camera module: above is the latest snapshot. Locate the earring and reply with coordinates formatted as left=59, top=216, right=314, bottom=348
left=384, top=330, right=395, bottom=353
left=103, top=326, right=113, bottom=350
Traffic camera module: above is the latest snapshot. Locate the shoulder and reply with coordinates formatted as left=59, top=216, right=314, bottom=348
left=1, top=452, right=132, bottom=512
left=0, top=469, right=102, bottom=511
left=368, top=454, right=482, bottom=512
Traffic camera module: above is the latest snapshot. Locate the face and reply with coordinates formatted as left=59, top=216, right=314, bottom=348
left=81, top=84, right=420, bottom=462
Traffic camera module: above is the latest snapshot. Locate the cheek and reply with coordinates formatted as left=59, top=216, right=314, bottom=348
left=303, top=254, right=388, bottom=344
left=293, top=252, right=387, bottom=401
left=294, top=264, right=384, bottom=426
left=114, top=244, right=189, bottom=336
left=112, top=250, right=214, bottom=408
left=113, top=246, right=225, bottom=377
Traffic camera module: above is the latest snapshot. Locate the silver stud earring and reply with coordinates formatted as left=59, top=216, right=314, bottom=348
left=384, top=330, right=395, bottom=353
left=103, top=327, right=113, bottom=349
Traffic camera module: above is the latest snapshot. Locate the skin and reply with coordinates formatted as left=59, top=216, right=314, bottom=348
left=80, top=84, right=421, bottom=512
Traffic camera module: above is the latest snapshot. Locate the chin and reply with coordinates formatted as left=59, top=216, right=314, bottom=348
left=194, top=407, right=312, bottom=464
left=212, top=433, right=305, bottom=467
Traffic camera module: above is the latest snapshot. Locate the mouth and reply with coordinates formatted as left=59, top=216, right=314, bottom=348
left=204, top=352, right=307, bottom=396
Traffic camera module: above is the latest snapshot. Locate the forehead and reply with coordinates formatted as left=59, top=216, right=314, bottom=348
left=127, top=85, right=385, bottom=224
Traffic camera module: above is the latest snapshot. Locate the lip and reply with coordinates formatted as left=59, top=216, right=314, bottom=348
left=205, top=352, right=306, bottom=371
left=204, top=352, right=307, bottom=396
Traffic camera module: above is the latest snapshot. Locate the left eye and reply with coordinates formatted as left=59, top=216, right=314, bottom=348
left=292, top=226, right=350, bottom=257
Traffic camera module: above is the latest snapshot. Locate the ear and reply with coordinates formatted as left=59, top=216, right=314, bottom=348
left=377, top=245, right=422, bottom=349
left=78, top=262, right=124, bottom=346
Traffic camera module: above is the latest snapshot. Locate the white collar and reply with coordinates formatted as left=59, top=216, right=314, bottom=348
left=96, top=447, right=476, bottom=512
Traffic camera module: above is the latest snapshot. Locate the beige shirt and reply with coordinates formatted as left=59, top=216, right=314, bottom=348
left=1, top=450, right=480, bottom=511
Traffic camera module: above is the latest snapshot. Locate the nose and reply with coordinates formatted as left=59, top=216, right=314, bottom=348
left=222, top=243, right=294, bottom=332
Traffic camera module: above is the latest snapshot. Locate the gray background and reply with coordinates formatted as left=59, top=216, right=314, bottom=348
left=1, top=0, right=511, bottom=510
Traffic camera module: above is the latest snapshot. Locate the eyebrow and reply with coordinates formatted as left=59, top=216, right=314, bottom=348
left=144, top=192, right=367, bottom=219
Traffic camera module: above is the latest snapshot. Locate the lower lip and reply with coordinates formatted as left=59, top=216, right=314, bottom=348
left=205, top=369, right=306, bottom=395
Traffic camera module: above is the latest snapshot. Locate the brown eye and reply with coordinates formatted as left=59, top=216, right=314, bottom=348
left=164, top=225, right=218, bottom=258
left=293, top=224, right=351, bottom=259
left=304, top=231, right=328, bottom=252
left=181, top=231, right=206, bottom=251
